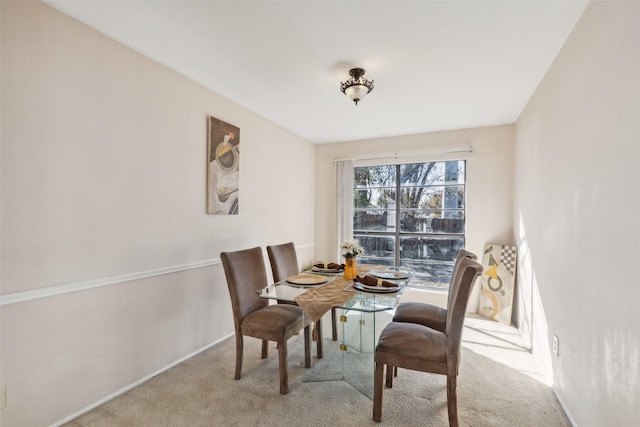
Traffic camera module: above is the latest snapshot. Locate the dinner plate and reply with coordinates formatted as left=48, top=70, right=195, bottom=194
left=353, top=282, right=401, bottom=293
left=311, top=266, right=341, bottom=273
left=286, top=274, right=329, bottom=285
left=368, top=269, right=411, bottom=280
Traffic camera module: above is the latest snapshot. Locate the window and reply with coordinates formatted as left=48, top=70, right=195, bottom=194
left=353, top=160, right=466, bottom=289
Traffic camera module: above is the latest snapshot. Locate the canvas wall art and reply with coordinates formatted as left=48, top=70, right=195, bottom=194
left=478, top=243, right=517, bottom=325
left=207, top=116, right=239, bottom=215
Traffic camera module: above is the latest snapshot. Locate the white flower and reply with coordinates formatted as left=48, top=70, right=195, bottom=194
left=340, top=239, right=364, bottom=258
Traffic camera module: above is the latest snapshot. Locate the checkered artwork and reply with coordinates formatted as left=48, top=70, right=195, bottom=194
left=479, top=244, right=517, bottom=325
left=500, top=246, right=516, bottom=276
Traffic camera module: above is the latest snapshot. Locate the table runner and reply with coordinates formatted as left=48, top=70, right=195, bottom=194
left=294, top=264, right=376, bottom=322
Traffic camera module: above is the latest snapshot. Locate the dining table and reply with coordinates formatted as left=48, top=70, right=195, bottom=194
left=257, top=263, right=412, bottom=399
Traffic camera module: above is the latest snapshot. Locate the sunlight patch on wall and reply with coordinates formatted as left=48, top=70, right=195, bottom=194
left=518, top=213, right=554, bottom=386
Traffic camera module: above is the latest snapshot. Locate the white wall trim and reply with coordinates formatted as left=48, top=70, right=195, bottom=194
left=50, top=332, right=235, bottom=427
left=553, top=387, right=577, bottom=427
left=0, top=258, right=221, bottom=306
left=1, top=242, right=315, bottom=306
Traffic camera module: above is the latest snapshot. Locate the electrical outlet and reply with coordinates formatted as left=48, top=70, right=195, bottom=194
left=553, top=335, right=559, bottom=356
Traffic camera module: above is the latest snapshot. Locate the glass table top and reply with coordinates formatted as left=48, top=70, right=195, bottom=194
left=257, top=267, right=412, bottom=312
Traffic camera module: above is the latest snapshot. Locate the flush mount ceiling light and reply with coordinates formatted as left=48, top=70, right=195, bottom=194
left=340, top=68, right=374, bottom=105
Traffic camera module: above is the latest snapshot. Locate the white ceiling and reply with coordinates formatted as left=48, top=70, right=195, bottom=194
left=44, top=0, right=588, bottom=144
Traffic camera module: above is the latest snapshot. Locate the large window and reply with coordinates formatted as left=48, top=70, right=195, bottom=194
left=353, top=160, right=465, bottom=289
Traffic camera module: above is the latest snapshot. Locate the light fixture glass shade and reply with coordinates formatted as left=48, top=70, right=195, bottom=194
left=345, top=85, right=371, bottom=104
left=340, top=68, right=374, bottom=105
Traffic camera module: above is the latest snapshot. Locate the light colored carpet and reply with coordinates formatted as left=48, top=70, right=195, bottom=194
left=64, top=320, right=570, bottom=427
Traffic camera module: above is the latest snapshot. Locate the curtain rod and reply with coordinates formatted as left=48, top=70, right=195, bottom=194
left=332, top=146, right=473, bottom=163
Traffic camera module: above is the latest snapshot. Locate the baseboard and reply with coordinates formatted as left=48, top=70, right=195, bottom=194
left=50, top=332, right=234, bottom=427
left=552, top=387, right=577, bottom=427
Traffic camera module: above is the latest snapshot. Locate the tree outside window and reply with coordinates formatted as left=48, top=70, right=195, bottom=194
left=353, top=160, right=465, bottom=288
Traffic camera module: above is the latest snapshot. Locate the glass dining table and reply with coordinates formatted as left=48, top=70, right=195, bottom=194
left=257, top=265, right=412, bottom=399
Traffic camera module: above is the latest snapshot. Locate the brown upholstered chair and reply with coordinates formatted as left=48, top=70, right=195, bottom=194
left=220, top=246, right=311, bottom=395
left=387, top=249, right=478, bottom=384
left=373, top=256, right=483, bottom=426
left=266, top=242, right=327, bottom=358
left=267, top=242, right=339, bottom=343
left=392, top=249, right=478, bottom=331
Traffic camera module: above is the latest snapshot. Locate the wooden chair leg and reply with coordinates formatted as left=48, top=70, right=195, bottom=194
left=446, top=374, right=459, bottom=427
left=316, top=319, right=324, bottom=359
left=385, top=364, right=394, bottom=388
left=394, top=366, right=398, bottom=377
left=278, top=339, right=289, bottom=395
left=373, top=361, right=385, bottom=422
left=331, top=307, right=338, bottom=341
left=303, top=325, right=311, bottom=368
left=234, top=334, right=243, bottom=380
left=261, top=339, right=268, bottom=359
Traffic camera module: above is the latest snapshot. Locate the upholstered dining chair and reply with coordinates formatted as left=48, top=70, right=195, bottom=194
left=373, top=256, right=483, bottom=426
left=220, top=246, right=311, bottom=395
left=386, top=249, right=478, bottom=384
left=266, top=242, right=327, bottom=358
left=267, top=242, right=338, bottom=344
left=392, top=249, right=478, bottom=331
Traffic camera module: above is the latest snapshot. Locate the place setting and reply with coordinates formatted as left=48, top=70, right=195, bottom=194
left=286, top=273, right=334, bottom=286
left=351, top=274, right=402, bottom=293
left=310, top=261, right=345, bottom=274
left=366, top=268, right=412, bottom=281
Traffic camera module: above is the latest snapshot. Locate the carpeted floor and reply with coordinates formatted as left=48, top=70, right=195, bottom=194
left=64, top=317, right=570, bottom=426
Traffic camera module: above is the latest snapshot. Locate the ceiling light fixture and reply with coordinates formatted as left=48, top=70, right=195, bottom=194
left=340, top=68, right=374, bottom=105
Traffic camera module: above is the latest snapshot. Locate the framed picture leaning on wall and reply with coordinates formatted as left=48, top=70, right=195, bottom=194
left=207, top=116, right=240, bottom=215
left=478, top=243, right=516, bottom=325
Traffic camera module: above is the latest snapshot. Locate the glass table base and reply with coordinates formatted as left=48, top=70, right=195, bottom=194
left=303, top=309, right=393, bottom=400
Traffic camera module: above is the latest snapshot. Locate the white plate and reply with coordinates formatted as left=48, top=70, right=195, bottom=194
left=353, top=282, right=401, bottom=293
left=286, top=274, right=329, bottom=285
left=369, top=270, right=411, bottom=280
left=311, top=266, right=341, bottom=273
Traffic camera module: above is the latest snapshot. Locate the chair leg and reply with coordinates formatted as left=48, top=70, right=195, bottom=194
left=394, top=366, right=398, bottom=377
left=331, top=307, right=338, bottom=341
left=385, top=364, right=394, bottom=388
left=278, top=339, right=290, bottom=395
left=234, top=334, right=243, bottom=380
left=261, top=339, right=268, bottom=359
left=373, top=361, right=385, bottom=422
left=316, top=319, right=324, bottom=359
left=446, top=374, right=459, bottom=427
left=303, top=325, right=311, bottom=368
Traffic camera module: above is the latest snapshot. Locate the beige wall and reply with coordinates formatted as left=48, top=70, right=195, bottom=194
left=1, top=2, right=315, bottom=426
left=314, top=125, right=515, bottom=312
left=514, top=1, right=640, bottom=425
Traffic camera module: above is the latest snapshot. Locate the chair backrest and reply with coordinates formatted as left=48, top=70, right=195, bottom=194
left=445, top=256, right=483, bottom=374
left=220, top=247, right=269, bottom=331
left=266, top=242, right=300, bottom=282
left=446, top=249, right=478, bottom=309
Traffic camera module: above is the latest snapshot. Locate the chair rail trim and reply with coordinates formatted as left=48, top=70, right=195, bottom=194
left=1, top=242, right=315, bottom=306
left=0, top=258, right=220, bottom=306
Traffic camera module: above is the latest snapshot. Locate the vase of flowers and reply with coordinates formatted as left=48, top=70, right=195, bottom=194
left=341, top=239, right=364, bottom=279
